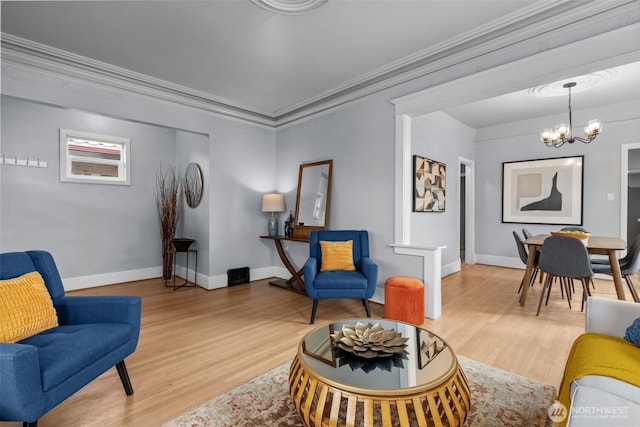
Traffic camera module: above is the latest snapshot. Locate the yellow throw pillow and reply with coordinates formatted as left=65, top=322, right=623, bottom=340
left=320, top=240, right=356, bottom=271
left=0, top=271, right=59, bottom=343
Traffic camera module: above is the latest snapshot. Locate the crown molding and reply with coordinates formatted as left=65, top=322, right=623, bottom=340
left=275, top=0, right=640, bottom=126
left=1, top=0, right=638, bottom=129
left=1, top=33, right=276, bottom=127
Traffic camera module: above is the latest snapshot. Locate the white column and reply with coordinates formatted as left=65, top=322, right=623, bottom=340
left=394, top=114, right=412, bottom=244
left=390, top=244, right=445, bottom=319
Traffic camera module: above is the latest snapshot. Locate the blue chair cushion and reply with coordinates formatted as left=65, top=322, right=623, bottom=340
left=313, top=271, right=368, bottom=289
left=19, top=324, right=133, bottom=392
left=625, top=317, right=640, bottom=347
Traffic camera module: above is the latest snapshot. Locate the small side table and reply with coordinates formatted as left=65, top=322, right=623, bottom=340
left=167, top=248, right=197, bottom=290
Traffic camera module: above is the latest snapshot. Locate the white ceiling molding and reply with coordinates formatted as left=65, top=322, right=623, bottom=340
left=390, top=24, right=640, bottom=145
left=250, top=0, right=328, bottom=15
left=528, top=69, right=618, bottom=98
left=0, top=33, right=275, bottom=127
left=1, top=1, right=638, bottom=129
left=391, top=23, right=640, bottom=118
left=276, top=2, right=640, bottom=126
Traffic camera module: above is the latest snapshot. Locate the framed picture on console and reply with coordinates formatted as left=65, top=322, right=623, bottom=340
left=502, top=155, right=583, bottom=225
left=413, top=155, right=446, bottom=212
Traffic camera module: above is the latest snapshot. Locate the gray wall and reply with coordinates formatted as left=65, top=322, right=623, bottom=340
left=1, top=63, right=278, bottom=289
left=627, top=149, right=640, bottom=242
left=273, top=95, right=477, bottom=290
left=475, top=118, right=640, bottom=266
left=176, top=130, right=210, bottom=274
left=275, top=91, right=422, bottom=283
left=2, top=17, right=639, bottom=292
left=1, top=97, right=175, bottom=280
left=412, top=112, right=475, bottom=266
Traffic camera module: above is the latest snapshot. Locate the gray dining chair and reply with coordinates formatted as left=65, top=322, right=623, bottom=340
left=590, top=233, right=640, bottom=302
left=513, top=231, right=540, bottom=294
left=522, top=228, right=533, bottom=239
left=537, top=235, right=593, bottom=316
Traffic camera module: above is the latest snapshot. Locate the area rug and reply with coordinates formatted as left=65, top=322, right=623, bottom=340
left=163, top=356, right=556, bottom=427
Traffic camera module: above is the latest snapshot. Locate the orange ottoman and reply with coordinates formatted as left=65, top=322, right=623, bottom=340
left=384, top=276, right=425, bottom=325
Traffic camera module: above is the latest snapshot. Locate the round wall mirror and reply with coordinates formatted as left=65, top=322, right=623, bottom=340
left=184, top=162, right=203, bottom=208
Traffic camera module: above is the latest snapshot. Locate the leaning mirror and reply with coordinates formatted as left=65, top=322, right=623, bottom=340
left=294, top=160, right=333, bottom=239
left=184, top=162, right=203, bottom=208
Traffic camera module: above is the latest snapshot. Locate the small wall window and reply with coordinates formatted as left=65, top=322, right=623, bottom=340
left=60, top=129, right=130, bottom=185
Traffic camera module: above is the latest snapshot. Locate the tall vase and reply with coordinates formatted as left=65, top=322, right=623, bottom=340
left=162, top=239, right=175, bottom=281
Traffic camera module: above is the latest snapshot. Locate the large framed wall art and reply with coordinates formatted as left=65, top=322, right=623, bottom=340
left=502, top=155, right=584, bottom=225
left=413, top=155, right=446, bottom=212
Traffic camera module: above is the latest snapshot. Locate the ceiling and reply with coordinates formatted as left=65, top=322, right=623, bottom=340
left=2, top=0, right=639, bottom=128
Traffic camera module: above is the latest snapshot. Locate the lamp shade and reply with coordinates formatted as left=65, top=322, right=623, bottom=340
left=262, top=193, right=285, bottom=213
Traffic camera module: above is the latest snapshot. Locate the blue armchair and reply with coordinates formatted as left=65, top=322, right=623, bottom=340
left=303, top=230, right=378, bottom=324
left=0, top=250, right=142, bottom=427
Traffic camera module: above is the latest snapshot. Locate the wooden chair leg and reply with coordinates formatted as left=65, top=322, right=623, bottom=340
left=537, top=275, right=552, bottom=316
left=518, top=276, right=525, bottom=294
left=625, top=276, right=640, bottom=302
left=545, top=275, right=555, bottom=306
left=310, top=299, right=318, bottom=324
left=116, top=360, right=134, bottom=395
left=563, top=278, right=572, bottom=310
left=531, top=268, right=539, bottom=287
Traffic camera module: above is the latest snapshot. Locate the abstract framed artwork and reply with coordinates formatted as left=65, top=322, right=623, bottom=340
left=413, top=155, right=446, bottom=212
left=417, top=328, right=446, bottom=369
left=502, top=155, right=584, bottom=225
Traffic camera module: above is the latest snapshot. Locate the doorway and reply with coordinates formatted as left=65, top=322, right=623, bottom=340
left=622, top=144, right=640, bottom=243
left=459, top=157, right=475, bottom=265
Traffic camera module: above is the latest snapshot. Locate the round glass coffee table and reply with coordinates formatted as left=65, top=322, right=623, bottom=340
left=289, top=319, right=470, bottom=427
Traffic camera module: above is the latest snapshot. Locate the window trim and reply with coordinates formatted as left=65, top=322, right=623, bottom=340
left=59, top=129, right=131, bottom=185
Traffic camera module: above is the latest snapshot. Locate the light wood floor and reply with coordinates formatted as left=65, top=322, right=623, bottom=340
left=3, top=264, right=637, bottom=427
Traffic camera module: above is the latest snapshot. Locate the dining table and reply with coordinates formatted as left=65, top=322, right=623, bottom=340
left=519, top=234, right=627, bottom=306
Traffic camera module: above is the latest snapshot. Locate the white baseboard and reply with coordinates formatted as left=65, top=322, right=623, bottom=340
left=61, top=256, right=614, bottom=292
left=62, top=265, right=292, bottom=292
left=475, top=254, right=523, bottom=270
left=63, top=267, right=162, bottom=291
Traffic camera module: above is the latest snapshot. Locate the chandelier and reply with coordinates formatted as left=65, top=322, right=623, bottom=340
left=540, top=82, right=602, bottom=148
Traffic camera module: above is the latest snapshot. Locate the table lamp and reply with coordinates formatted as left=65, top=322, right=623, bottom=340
left=262, top=193, right=285, bottom=237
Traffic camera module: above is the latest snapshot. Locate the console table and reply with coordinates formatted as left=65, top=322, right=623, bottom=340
left=260, top=235, right=309, bottom=294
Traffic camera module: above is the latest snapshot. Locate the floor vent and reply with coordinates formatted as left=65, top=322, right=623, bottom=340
left=227, top=267, right=250, bottom=286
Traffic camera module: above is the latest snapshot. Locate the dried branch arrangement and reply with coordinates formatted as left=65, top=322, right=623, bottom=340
left=155, top=165, right=182, bottom=280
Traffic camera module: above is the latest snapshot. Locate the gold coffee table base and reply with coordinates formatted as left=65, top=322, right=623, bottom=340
left=289, top=355, right=471, bottom=427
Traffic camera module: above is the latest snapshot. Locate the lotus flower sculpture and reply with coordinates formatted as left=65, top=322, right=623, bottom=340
left=330, top=322, right=409, bottom=359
